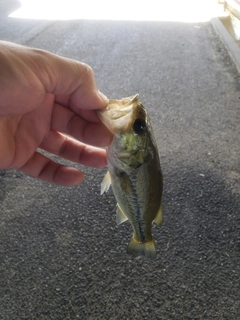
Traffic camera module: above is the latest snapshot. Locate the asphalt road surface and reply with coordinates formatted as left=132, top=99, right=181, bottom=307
left=0, top=1, right=240, bottom=319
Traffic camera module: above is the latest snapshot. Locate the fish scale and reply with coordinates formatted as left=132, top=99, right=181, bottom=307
left=98, top=94, right=163, bottom=259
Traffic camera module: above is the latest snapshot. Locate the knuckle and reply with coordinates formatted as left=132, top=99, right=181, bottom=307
left=79, top=62, right=95, bottom=84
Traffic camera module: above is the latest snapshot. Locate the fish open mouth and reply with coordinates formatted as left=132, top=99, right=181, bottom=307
left=97, top=94, right=140, bottom=133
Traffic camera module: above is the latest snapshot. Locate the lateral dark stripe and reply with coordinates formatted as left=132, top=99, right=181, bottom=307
left=130, top=173, right=145, bottom=242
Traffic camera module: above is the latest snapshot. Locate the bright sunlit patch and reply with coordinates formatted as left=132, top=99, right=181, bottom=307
left=9, top=0, right=221, bottom=22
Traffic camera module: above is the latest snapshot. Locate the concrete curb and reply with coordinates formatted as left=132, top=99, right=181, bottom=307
left=211, top=17, right=240, bottom=73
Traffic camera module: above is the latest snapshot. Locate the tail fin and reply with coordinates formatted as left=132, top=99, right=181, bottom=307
left=127, top=237, right=156, bottom=259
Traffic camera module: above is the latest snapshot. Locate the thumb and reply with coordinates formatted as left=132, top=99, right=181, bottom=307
left=60, top=61, right=109, bottom=111
left=29, top=48, right=109, bottom=110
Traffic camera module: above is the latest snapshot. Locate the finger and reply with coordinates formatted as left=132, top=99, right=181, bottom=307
left=40, top=130, right=107, bottom=168
left=55, top=95, right=69, bottom=107
left=51, top=103, right=113, bottom=147
left=33, top=49, right=109, bottom=110
left=54, top=96, right=103, bottom=123
left=20, top=151, right=84, bottom=186
left=55, top=95, right=101, bottom=123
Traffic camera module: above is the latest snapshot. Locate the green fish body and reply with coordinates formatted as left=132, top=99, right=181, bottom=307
left=98, top=95, right=163, bottom=259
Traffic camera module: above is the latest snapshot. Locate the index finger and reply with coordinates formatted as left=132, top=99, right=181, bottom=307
left=51, top=102, right=113, bottom=147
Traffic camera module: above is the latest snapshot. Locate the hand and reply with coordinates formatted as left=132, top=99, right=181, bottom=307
left=0, top=41, right=112, bottom=186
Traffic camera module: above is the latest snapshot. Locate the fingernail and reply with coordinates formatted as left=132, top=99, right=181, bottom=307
left=98, top=90, right=109, bottom=105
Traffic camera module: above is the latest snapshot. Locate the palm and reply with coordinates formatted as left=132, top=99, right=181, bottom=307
left=2, top=94, right=53, bottom=170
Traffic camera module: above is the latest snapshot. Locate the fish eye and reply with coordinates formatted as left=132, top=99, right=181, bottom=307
left=133, top=118, right=146, bottom=134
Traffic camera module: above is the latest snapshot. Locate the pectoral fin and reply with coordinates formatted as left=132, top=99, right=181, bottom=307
left=153, top=203, right=163, bottom=227
left=100, top=171, right=111, bottom=195
left=116, top=204, right=128, bottom=225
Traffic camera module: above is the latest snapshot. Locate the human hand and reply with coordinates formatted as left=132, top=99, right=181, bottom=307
left=0, top=41, right=112, bottom=186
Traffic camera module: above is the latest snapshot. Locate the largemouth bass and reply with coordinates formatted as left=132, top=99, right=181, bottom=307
left=98, top=94, right=163, bottom=259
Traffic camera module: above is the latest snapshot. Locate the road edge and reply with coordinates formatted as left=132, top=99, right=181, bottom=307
left=211, top=17, right=240, bottom=74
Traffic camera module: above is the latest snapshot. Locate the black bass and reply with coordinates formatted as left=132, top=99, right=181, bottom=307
left=98, top=94, right=163, bottom=259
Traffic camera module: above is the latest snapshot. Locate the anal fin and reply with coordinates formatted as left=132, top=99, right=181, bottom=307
left=116, top=204, right=128, bottom=225
left=153, top=203, right=163, bottom=227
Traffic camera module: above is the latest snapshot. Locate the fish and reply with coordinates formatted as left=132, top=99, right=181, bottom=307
left=98, top=94, right=163, bottom=259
